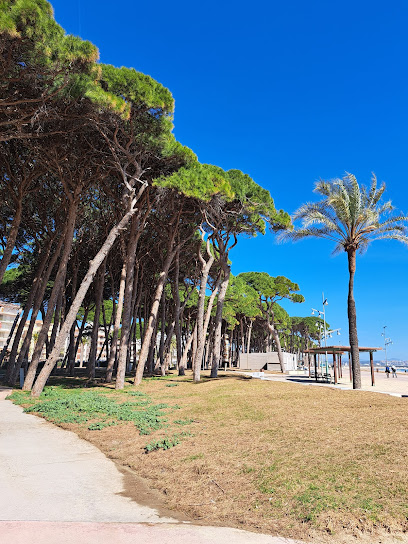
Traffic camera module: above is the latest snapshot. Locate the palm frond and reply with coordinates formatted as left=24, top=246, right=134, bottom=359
left=374, top=233, right=408, bottom=245
left=289, top=172, right=408, bottom=257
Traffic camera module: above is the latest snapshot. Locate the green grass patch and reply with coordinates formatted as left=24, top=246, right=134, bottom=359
left=145, top=431, right=193, bottom=453
left=12, top=387, right=170, bottom=435
left=174, top=418, right=194, bottom=425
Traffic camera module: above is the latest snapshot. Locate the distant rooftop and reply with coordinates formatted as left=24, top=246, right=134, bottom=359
left=305, top=346, right=382, bottom=354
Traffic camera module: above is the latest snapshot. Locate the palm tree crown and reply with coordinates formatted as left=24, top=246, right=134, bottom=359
left=287, top=173, right=408, bottom=252
left=284, top=173, right=408, bottom=389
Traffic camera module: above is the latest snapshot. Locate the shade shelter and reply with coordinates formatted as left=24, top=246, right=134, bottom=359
left=304, top=346, right=382, bottom=386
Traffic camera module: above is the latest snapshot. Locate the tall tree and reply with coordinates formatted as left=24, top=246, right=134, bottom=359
left=239, top=272, right=304, bottom=371
left=284, top=173, right=408, bottom=388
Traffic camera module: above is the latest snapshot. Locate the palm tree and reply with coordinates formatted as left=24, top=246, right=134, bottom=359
left=284, top=173, right=408, bottom=389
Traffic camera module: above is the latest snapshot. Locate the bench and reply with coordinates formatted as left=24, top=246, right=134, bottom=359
left=310, top=371, right=332, bottom=383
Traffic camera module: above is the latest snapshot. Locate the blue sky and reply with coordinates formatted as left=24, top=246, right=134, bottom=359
left=51, top=0, right=408, bottom=359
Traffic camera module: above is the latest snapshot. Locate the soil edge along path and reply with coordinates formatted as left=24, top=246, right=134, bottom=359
left=0, top=387, right=300, bottom=544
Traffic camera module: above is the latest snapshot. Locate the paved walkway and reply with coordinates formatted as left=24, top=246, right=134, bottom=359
left=0, top=388, right=300, bottom=544
left=249, top=368, right=408, bottom=397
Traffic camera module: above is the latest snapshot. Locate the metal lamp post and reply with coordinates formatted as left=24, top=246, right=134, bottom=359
left=312, top=293, right=340, bottom=376
left=381, top=326, right=392, bottom=366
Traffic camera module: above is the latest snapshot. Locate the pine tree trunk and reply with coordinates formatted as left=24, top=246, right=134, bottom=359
left=158, top=291, right=166, bottom=368
left=0, top=199, right=23, bottom=286
left=193, top=240, right=215, bottom=382
left=6, top=233, right=62, bottom=384
left=30, top=202, right=142, bottom=397
left=210, top=267, right=230, bottom=378
left=106, top=262, right=126, bottom=383
left=134, top=246, right=177, bottom=385
left=49, top=289, right=63, bottom=357
left=4, top=241, right=51, bottom=380
left=181, top=322, right=197, bottom=371
left=246, top=320, right=253, bottom=354
left=173, top=250, right=184, bottom=375
left=24, top=201, right=78, bottom=390
left=87, top=260, right=106, bottom=380
left=347, top=249, right=361, bottom=389
left=193, top=272, right=221, bottom=382
left=74, top=306, right=89, bottom=366
left=115, top=218, right=140, bottom=389
left=266, top=319, right=285, bottom=373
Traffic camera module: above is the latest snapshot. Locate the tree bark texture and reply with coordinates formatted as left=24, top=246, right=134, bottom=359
left=5, top=233, right=58, bottom=382
left=210, top=267, right=230, bottom=378
left=193, top=238, right=215, bottom=382
left=87, top=259, right=106, bottom=380
left=24, top=200, right=78, bottom=390
left=134, top=246, right=177, bottom=385
left=347, top=249, right=361, bottom=389
left=30, top=201, right=143, bottom=397
left=116, top=217, right=140, bottom=390
left=106, top=261, right=126, bottom=383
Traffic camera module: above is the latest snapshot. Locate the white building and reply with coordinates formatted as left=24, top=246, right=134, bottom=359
left=0, top=301, right=21, bottom=351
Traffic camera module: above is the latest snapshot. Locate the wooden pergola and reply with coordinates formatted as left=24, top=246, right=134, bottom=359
left=304, top=346, right=382, bottom=386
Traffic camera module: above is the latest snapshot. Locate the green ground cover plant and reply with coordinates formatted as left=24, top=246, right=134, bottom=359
left=8, top=385, right=177, bottom=435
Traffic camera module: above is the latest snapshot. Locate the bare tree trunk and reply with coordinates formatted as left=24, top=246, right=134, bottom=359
left=173, top=251, right=184, bottom=375
left=24, top=201, right=78, bottom=390
left=30, top=200, right=143, bottom=397
left=246, top=320, right=253, bottom=354
left=193, top=272, right=221, bottom=382
left=87, top=259, right=106, bottom=380
left=148, top=317, right=159, bottom=375
left=181, top=321, right=197, bottom=372
left=348, top=249, right=361, bottom=389
left=267, top=320, right=285, bottom=373
left=134, top=246, right=177, bottom=386
left=116, top=218, right=140, bottom=389
left=74, top=306, right=89, bottom=364
left=210, top=267, right=230, bottom=378
left=48, top=289, right=63, bottom=357
left=205, top=325, right=214, bottom=369
left=158, top=291, right=166, bottom=368
left=4, top=234, right=54, bottom=380
left=160, top=321, right=175, bottom=375
left=106, top=261, right=126, bottom=382
left=193, top=235, right=215, bottom=382
left=192, top=320, right=198, bottom=369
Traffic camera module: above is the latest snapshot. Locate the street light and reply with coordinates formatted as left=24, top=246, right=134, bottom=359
left=381, top=326, right=392, bottom=365
left=312, top=293, right=341, bottom=375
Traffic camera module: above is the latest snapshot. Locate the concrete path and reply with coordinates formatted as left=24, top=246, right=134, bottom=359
left=0, top=388, right=300, bottom=544
left=248, top=369, right=408, bottom=397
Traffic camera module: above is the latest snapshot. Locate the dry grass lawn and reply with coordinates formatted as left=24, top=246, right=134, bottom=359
left=9, top=371, right=408, bottom=543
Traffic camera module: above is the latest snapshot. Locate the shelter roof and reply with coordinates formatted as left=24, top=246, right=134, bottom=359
left=304, top=346, right=382, bottom=354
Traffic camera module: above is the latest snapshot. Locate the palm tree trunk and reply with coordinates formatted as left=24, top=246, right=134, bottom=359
left=347, top=249, right=361, bottom=389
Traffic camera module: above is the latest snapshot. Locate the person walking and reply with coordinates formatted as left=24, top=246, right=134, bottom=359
left=385, top=365, right=390, bottom=378
left=391, top=365, right=397, bottom=378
